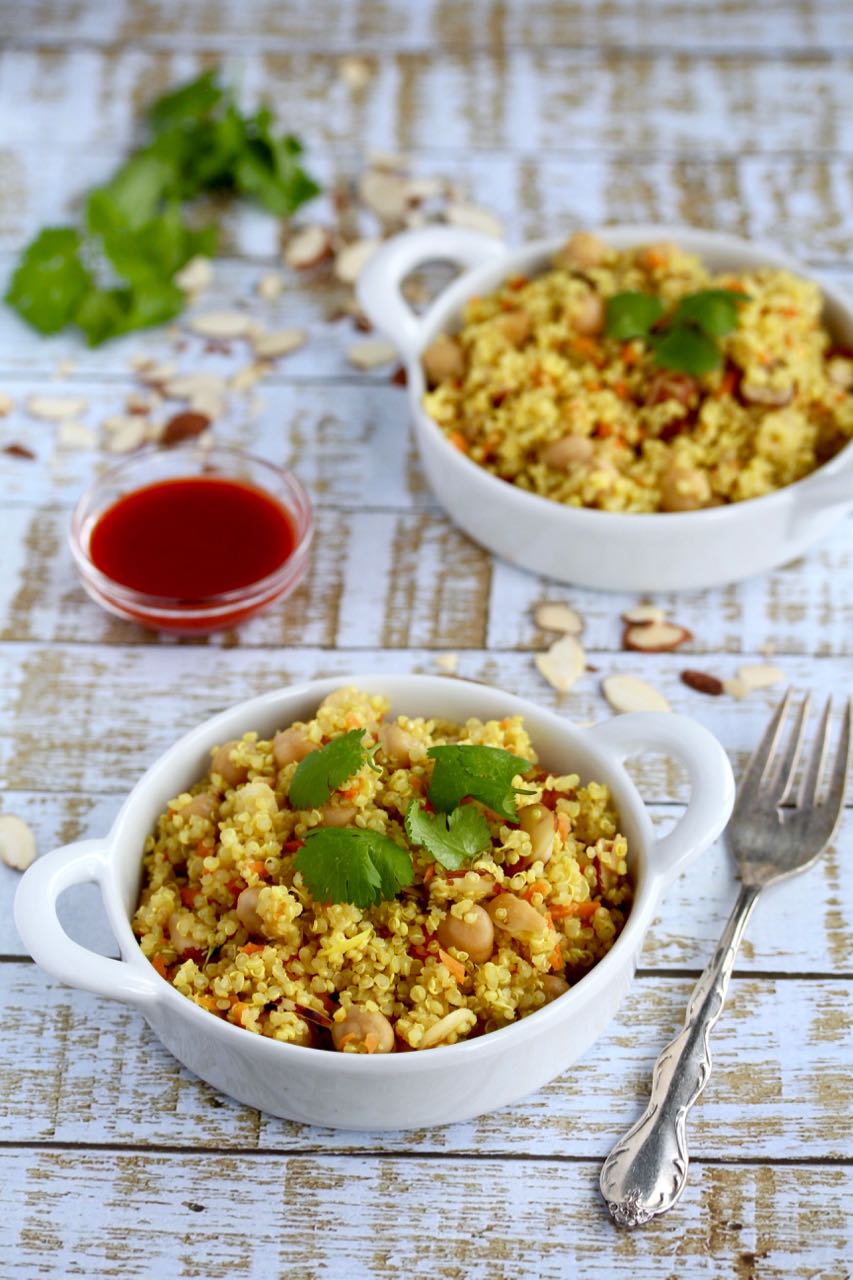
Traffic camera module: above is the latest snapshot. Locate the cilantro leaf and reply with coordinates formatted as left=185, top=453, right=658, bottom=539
left=74, top=279, right=185, bottom=346
left=5, top=228, right=94, bottom=335
left=289, top=730, right=370, bottom=810
left=86, top=152, right=179, bottom=234
left=101, top=208, right=217, bottom=286
left=405, top=801, right=490, bottom=871
left=652, top=326, right=722, bottom=376
left=672, top=289, right=747, bottom=338
left=148, top=67, right=225, bottom=134
left=295, top=828, right=414, bottom=908
left=426, top=744, right=534, bottom=821
left=235, top=123, right=321, bottom=217
left=604, top=292, right=664, bottom=342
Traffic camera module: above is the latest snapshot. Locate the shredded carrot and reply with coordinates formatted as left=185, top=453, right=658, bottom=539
left=438, top=948, right=467, bottom=983
left=230, top=1001, right=251, bottom=1025
left=195, top=840, right=213, bottom=857
left=241, top=943, right=266, bottom=954
left=247, top=859, right=269, bottom=878
left=717, top=366, right=739, bottom=398
left=621, top=342, right=640, bottom=366
left=556, top=813, right=570, bottom=841
left=364, top=1032, right=381, bottom=1054
left=550, top=899, right=601, bottom=920
left=197, top=996, right=220, bottom=1012
left=523, top=880, right=551, bottom=903
left=422, top=863, right=436, bottom=886
left=340, top=782, right=362, bottom=801
left=594, top=422, right=613, bottom=438
left=180, top=886, right=196, bottom=908
left=344, top=711, right=362, bottom=729
left=570, top=334, right=603, bottom=363
left=151, top=954, right=169, bottom=979
left=447, top=430, right=469, bottom=453
left=548, top=943, right=564, bottom=971
left=337, top=1032, right=358, bottom=1050
left=641, top=247, right=668, bottom=270
left=613, top=380, right=630, bottom=399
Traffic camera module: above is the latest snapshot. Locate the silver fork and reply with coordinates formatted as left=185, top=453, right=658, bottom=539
left=600, top=689, right=851, bottom=1227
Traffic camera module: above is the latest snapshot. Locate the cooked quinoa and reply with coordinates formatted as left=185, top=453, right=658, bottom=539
left=422, top=232, right=853, bottom=513
left=133, top=686, right=632, bottom=1053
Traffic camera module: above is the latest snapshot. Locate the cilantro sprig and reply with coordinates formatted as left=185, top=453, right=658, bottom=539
left=604, top=287, right=748, bottom=376
left=294, top=828, right=414, bottom=909
left=5, top=68, right=319, bottom=345
left=289, top=730, right=375, bottom=810
left=405, top=801, right=490, bottom=871
left=426, top=744, right=534, bottom=821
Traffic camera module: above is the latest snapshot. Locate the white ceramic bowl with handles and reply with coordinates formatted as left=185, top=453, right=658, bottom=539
left=358, top=225, right=853, bottom=592
left=15, top=675, right=734, bottom=1130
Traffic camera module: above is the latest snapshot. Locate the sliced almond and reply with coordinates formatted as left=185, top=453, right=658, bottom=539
left=163, top=372, right=228, bottom=401
left=435, top=652, right=459, bottom=674
left=0, top=391, right=14, bottom=415
left=125, top=391, right=154, bottom=414
left=230, top=363, right=267, bottom=393
left=137, top=361, right=178, bottom=386
left=334, top=238, right=381, bottom=285
left=358, top=169, right=410, bottom=222
left=188, top=310, right=254, bottom=339
left=56, top=421, right=96, bottom=450
left=251, top=328, right=307, bottom=360
left=535, top=634, right=586, bottom=693
left=0, top=814, right=36, bottom=870
left=284, top=225, right=334, bottom=271
left=339, top=55, right=373, bottom=89
left=622, top=604, right=666, bottom=626
left=602, top=674, right=671, bottom=714
left=624, top=621, right=692, bottom=653
left=53, top=358, right=77, bottom=377
left=102, top=413, right=148, bottom=436
left=737, top=663, right=785, bottom=691
left=104, top=418, right=148, bottom=453
left=26, top=394, right=88, bottom=421
left=174, top=255, right=214, bottom=295
left=188, top=390, right=224, bottom=419
left=533, top=602, right=583, bottom=635
left=257, top=271, right=285, bottom=301
left=404, top=176, right=444, bottom=205
left=445, top=202, right=504, bottom=239
left=161, top=411, right=211, bottom=446
left=367, top=150, right=409, bottom=173
left=347, top=339, right=397, bottom=370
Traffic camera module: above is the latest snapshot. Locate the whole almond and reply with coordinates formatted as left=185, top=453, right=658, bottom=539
left=681, top=670, right=724, bottom=696
left=623, top=621, right=692, bottom=652
left=284, top=225, right=334, bottom=271
left=161, top=411, right=211, bottom=445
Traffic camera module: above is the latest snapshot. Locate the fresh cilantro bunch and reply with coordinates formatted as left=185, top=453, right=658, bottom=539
left=291, top=731, right=534, bottom=903
left=6, top=68, right=320, bottom=345
left=604, top=288, right=748, bottom=376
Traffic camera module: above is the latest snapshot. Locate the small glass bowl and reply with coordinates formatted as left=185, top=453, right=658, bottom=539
left=70, top=444, right=314, bottom=634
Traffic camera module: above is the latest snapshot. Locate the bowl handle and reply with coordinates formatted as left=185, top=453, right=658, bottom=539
left=357, top=226, right=507, bottom=360
left=14, top=840, right=160, bottom=1006
left=586, top=714, right=735, bottom=884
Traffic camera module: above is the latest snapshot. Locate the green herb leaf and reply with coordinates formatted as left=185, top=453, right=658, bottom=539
left=652, top=326, right=722, bottom=376
left=101, top=207, right=217, bottom=286
left=148, top=67, right=225, bottom=134
left=5, top=228, right=94, bottom=335
left=604, top=291, right=665, bottom=342
left=74, top=279, right=185, bottom=346
left=235, top=124, right=321, bottom=217
left=405, top=800, right=490, bottom=871
left=86, top=152, right=180, bottom=235
left=289, top=730, right=370, bottom=810
left=426, top=744, right=534, bottom=821
left=672, top=289, right=747, bottom=338
left=295, top=828, right=414, bottom=908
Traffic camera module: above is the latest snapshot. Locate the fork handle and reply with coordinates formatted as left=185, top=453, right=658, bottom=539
left=600, top=883, right=761, bottom=1226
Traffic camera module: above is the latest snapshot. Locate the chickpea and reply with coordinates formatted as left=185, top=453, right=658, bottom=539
left=828, top=356, right=853, bottom=390
left=182, top=791, right=218, bottom=821
left=422, top=335, right=465, bottom=387
left=486, top=893, right=548, bottom=939
left=235, top=886, right=264, bottom=936
left=519, top=804, right=556, bottom=865
left=660, top=464, right=712, bottom=513
left=540, top=435, right=594, bottom=469
left=321, top=803, right=357, bottom=827
left=740, top=380, right=794, bottom=407
left=210, top=740, right=250, bottom=788
left=555, top=231, right=606, bottom=270
left=436, top=904, right=494, bottom=963
left=331, top=1007, right=395, bottom=1054
left=379, top=723, right=420, bottom=767
left=500, top=308, right=531, bottom=347
left=541, top=974, right=570, bottom=1004
left=168, top=911, right=200, bottom=956
left=273, top=727, right=316, bottom=769
left=572, top=292, right=604, bottom=336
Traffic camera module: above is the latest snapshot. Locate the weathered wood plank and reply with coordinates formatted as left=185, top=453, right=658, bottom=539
left=1, top=502, right=850, bottom=657
left=3, top=1146, right=851, bottom=1279
left=4, top=791, right=850, bottom=972
left=0, top=645, right=849, bottom=800
left=2, top=966, right=851, bottom=1160
left=2, top=0, right=851, bottom=53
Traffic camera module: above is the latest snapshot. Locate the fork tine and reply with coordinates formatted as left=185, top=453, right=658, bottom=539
left=817, top=699, right=851, bottom=820
left=735, top=687, right=793, bottom=807
left=796, top=697, right=833, bottom=809
left=773, top=693, right=811, bottom=804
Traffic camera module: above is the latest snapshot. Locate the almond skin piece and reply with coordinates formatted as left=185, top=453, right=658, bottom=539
left=681, top=670, right=724, bottom=696
left=623, top=621, right=692, bottom=652
left=161, top=411, right=211, bottom=445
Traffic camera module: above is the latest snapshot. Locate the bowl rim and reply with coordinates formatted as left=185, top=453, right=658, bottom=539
left=68, top=442, right=315, bottom=613
left=404, top=224, right=853, bottom=527
left=103, top=672, right=674, bottom=1073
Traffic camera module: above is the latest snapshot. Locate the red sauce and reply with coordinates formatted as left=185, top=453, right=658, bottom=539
left=89, top=476, right=296, bottom=599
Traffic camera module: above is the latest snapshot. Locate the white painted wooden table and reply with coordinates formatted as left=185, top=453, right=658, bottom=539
left=1, top=3, right=851, bottom=1277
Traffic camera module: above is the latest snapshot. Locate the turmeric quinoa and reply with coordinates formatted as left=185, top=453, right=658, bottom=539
left=421, top=232, right=853, bottom=513
left=133, top=686, right=632, bottom=1053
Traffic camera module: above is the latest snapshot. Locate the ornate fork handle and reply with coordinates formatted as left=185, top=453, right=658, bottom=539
left=600, top=883, right=761, bottom=1227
